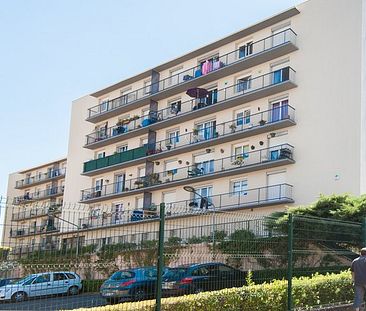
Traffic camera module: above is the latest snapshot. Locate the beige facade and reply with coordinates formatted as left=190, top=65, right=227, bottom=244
left=5, top=0, right=366, bottom=250
left=3, top=158, right=67, bottom=253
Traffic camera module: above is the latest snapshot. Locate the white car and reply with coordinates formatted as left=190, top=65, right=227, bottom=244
left=0, top=271, right=82, bottom=302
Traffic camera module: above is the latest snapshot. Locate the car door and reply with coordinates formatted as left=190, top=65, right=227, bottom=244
left=205, top=265, right=221, bottom=291
left=217, top=264, right=241, bottom=289
left=190, top=266, right=210, bottom=292
left=52, top=273, right=69, bottom=294
left=29, top=274, right=52, bottom=297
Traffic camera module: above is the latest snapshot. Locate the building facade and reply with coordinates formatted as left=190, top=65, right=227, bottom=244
left=5, top=0, right=366, bottom=250
left=3, top=159, right=67, bottom=253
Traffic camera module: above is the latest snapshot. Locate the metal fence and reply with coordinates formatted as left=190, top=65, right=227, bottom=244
left=0, top=198, right=361, bottom=311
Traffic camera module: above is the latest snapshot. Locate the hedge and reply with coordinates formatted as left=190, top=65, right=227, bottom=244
left=81, top=279, right=105, bottom=293
left=67, top=270, right=353, bottom=311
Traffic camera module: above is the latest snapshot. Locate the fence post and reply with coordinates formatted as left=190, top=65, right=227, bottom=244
left=155, top=203, right=165, bottom=311
left=287, top=213, right=294, bottom=311
left=362, top=217, right=366, bottom=246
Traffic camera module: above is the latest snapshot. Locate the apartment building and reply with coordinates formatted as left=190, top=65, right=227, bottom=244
left=5, top=0, right=366, bottom=249
left=3, top=158, right=67, bottom=253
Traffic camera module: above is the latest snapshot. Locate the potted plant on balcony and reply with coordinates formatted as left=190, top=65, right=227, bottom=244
left=259, top=119, right=266, bottom=126
left=229, top=123, right=237, bottom=133
left=134, top=179, right=144, bottom=188
left=232, top=155, right=244, bottom=166
left=166, top=142, right=172, bottom=151
left=192, top=128, right=199, bottom=142
left=115, top=120, right=126, bottom=135
left=145, top=173, right=161, bottom=186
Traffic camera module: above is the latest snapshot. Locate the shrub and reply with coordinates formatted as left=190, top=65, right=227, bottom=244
left=67, top=270, right=353, bottom=311
left=81, top=279, right=105, bottom=293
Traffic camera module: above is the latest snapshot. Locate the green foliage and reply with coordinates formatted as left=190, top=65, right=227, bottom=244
left=67, top=271, right=353, bottom=311
left=81, top=279, right=105, bottom=293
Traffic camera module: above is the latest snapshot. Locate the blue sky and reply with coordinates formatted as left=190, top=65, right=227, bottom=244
left=0, top=0, right=302, bottom=197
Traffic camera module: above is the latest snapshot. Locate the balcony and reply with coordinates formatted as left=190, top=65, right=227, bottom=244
left=78, top=183, right=293, bottom=230
left=15, top=168, right=66, bottom=189
left=9, top=222, right=60, bottom=238
left=83, top=145, right=148, bottom=173
left=11, top=203, right=62, bottom=221
left=82, top=105, right=296, bottom=176
left=87, top=29, right=297, bottom=123
left=13, top=186, right=64, bottom=205
left=85, top=67, right=296, bottom=149
left=80, top=144, right=294, bottom=203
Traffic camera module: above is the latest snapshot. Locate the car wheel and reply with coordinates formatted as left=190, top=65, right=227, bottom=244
left=133, top=288, right=146, bottom=301
left=11, top=291, right=27, bottom=303
left=68, top=286, right=79, bottom=296
left=105, top=297, right=119, bottom=304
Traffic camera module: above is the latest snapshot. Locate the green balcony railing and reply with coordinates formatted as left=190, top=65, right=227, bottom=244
left=83, top=145, right=149, bottom=173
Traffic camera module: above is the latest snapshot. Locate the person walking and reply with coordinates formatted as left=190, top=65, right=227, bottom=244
left=351, top=247, right=366, bottom=310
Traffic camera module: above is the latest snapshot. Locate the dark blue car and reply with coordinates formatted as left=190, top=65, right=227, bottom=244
left=162, top=263, right=246, bottom=296
left=100, top=267, right=160, bottom=304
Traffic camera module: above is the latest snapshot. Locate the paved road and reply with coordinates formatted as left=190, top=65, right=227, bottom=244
left=0, top=293, right=106, bottom=311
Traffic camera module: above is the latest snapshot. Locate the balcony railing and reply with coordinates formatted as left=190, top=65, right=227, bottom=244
left=15, top=168, right=66, bottom=188
left=87, top=29, right=297, bottom=119
left=80, top=144, right=294, bottom=201
left=11, top=203, right=62, bottom=221
left=78, top=183, right=293, bottom=229
left=83, top=145, right=148, bottom=173
left=13, top=186, right=64, bottom=205
left=9, top=221, right=60, bottom=238
left=82, top=104, right=295, bottom=174
left=85, top=66, right=295, bottom=146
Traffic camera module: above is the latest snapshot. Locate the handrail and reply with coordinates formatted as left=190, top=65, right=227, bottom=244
left=87, top=29, right=297, bottom=118
left=80, top=144, right=294, bottom=201
left=85, top=66, right=295, bottom=145
left=15, top=168, right=66, bottom=188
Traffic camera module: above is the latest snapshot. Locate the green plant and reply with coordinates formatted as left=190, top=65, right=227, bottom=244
left=66, top=271, right=353, bottom=311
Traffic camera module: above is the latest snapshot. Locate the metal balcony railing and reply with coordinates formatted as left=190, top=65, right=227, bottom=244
left=15, top=168, right=66, bottom=188
left=13, top=186, right=65, bottom=205
left=82, top=104, right=295, bottom=174
left=80, top=144, right=294, bottom=201
left=85, top=66, right=295, bottom=145
left=11, top=203, right=62, bottom=221
left=87, top=29, right=297, bottom=119
left=79, top=183, right=293, bottom=229
left=9, top=221, right=60, bottom=238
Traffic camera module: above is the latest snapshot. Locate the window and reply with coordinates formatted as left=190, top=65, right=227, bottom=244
left=99, top=98, right=109, bottom=112
left=95, top=179, right=103, bottom=191
left=272, top=67, right=289, bottom=84
left=168, top=100, right=181, bottom=115
left=91, top=208, right=100, bottom=218
left=167, top=130, right=180, bottom=145
left=193, top=186, right=213, bottom=209
left=271, top=99, right=289, bottom=122
left=237, top=76, right=251, bottom=92
left=196, top=160, right=215, bottom=175
left=192, top=267, right=209, bottom=276
left=140, top=137, right=148, bottom=146
left=196, top=120, right=216, bottom=140
left=120, top=88, right=132, bottom=105
left=34, top=274, right=50, bottom=284
left=206, top=88, right=218, bottom=105
left=236, top=109, right=251, bottom=126
left=54, top=273, right=67, bottom=281
left=272, top=25, right=290, bottom=47
left=114, top=174, right=125, bottom=193
left=116, top=145, right=128, bottom=153
left=169, top=67, right=183, bottom=86
left=114, top=203, right=124, bottom=223
left=138, top=167, right=146, bottom=178
left=165, top=160, right=178, bottom=176
left=144, top=268, right=157, bottom=278
left=110, top=271, right=135, bottom=280
left=141, top=108, right=150, bottom=121
left=232, top=179, right=248, bottom=195
left=66, top=273, right=76, bottom=279
left=239, top=41, right=253, bottom=58
left=234, top=144, right=250, bottom=159
left=96, top=151, right=105, bottom=159
left=143, top=80, right=151, bottom=95
left=136, top=196, right=144, bottom=209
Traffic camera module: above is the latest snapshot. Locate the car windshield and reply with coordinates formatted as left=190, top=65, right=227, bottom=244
left=13, top=275, right=35, bottom=285
left=164, top=268, right=187, bottom=279
left=110, top=271, right=135, bottom=281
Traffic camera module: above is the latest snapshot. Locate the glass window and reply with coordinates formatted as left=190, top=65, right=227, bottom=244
left=239, top=42, right=253, bottom=58
left=54, top=273, right=67, bottom=281
left=117, top=145, right=128, bottom=153
left=34, top=274, right=50, bottom=284
left=234, top=145, right=250, bottom=159
left=168, top=130, right=180, bottom=145
left=66, top=273, right=77, bottom=279
left=236, top=109, right=251, bottom=126
left=95, top=179, right=103, bottom=191
left=169, top=100, right=181, bottom=115
left=96, top=151, right=105, bottom=159
left=110, top=271, right=135, bottom=281
left=271, top=99, right=289, bottom=122
left=99, top=98, right=109, bottom=112
left=192, top=267, right=209, bottom=276
left=196, top=160, right=215, bottom=174
left=272, top=67, right=289, bottom=84
left=196, top=121, right=216, bottom=140
left=206, top=88, right=218, bottom=105
left=237, top=76, right=251, bottom=92
left=233, top=180, right=248, bottom=195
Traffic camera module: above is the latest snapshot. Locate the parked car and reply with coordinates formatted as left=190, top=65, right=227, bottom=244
left=100, top=267, right=162, bottom=304
left=0, top=271, right=82, bottom=302
left=0, top=278, right=19, bottom=287
left=162, top=263, right=246, bottom=296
